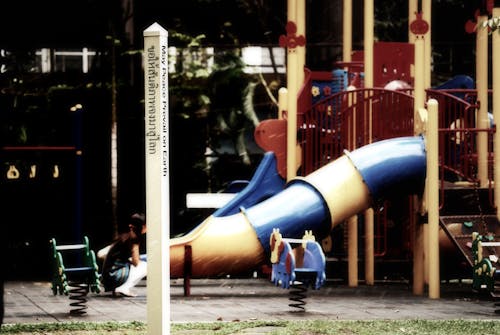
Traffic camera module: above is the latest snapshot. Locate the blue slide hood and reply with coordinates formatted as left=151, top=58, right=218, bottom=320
left=345, top=136, right=426, bottom=200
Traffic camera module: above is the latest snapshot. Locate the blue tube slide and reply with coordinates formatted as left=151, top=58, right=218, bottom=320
left=169, top=136, right=426, bottom=277
left=346, top=135, right=426, bottom=199
left=246, top=136, right=426, bottom=255
left=213, top=152, right=286, bottom=217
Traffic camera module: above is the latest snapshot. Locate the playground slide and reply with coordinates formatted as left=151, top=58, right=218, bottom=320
left=170, top=136, right=426, bottom=278
left=211, top=151, right=286, bottom=217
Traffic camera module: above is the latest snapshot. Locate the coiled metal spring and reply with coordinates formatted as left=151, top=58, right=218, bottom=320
left=68, top=281, right=89, bottom=315
left=289, top=281, right=308, bottom=311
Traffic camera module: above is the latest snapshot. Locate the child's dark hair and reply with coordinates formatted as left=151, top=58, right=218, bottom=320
left=130, top=213, right=145, bottom=228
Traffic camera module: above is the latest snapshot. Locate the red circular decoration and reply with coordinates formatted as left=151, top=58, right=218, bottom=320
left=410, top=12, right=429, bottom=35
left=465, top=19, right=477, bottom=34
left=278, top=21, right=306, bottom=49
left=279, top=35, right=288, bottom=48
left=285, top=21, right=297, bottom=35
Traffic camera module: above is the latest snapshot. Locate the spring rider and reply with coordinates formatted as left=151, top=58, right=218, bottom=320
left=269, top=228, right=326, bottom=311
left=50, top=236, right=101, bottom=315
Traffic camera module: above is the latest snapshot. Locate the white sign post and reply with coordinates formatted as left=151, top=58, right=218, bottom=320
left=143, top=22, right=170, bottom=334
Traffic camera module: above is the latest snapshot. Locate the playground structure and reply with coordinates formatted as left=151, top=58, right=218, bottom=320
left=167, top=0, right=500, bottom=307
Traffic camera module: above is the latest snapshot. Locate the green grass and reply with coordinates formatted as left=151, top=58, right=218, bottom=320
left=1, top=320, right=499, bottom=335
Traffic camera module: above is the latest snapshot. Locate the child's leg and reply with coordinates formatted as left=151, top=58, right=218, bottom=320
left=114, top=261, right=147, bottom=297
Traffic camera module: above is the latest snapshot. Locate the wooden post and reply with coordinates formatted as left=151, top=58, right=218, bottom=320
left=143, top=22, right=170, bottom=335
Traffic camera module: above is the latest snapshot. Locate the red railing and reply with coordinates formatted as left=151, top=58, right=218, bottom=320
left=296, top=86, right=495, bottom=256
left=298, top=87, right=494, bottom=189
left=426, top=88, right=495, bottom=209
left=298, top=88, right=415, bottom=175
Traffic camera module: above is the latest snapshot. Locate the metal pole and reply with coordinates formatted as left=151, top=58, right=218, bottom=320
left=476, top=14, right=489, bottom=187
left=413, top=35, right=426, bottom=296
left=422, top=0, right=432, bottom=88
left=343, top=0, right=352, bottom=62
left=408, top=0, right=417, bottom=43
left=363, top=0, right=375, bottom=286
left=427, top=99, right=440, bottom=299
left=286, top=0, right=298, bottom=181
left=493, top=6, right=500, bottom=220
left=348, top=215, right=358, bottom=287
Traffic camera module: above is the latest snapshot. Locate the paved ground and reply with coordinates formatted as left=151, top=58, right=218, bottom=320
left=3, top=277, right=499, bottom=325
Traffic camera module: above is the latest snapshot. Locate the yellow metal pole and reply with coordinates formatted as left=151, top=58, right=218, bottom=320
left=347, top=0, right=367, bottom=289
left=422, top=0, right=432, bottom=88
left=413, top=35, right=426, bottom=296
left=364, top=0, right=374, bottom=88
left=344, top=10, right=356, bottom=282
left=364, top=208, right=374, bottom=285
left=408, top=0, right=417, bottom=43
left=296, top=0, right=306, bottom=86
left=348, top=215, right=358, bottom=287
left=346, top=86, right=358, bottom=287
left=363, top=0, right=375, bottom=286
left=278, top=87, right=288, bottom=120
left=412, top=202, right=425, bottom=295
left=286, top=0, right=298, bottom=181
left=476, top=15, right=489, bottom=187
left=343, top=0, right=352, bottom=62
left=414, top=36, right=425, bottom=114
left=288, top=0, right=297, bottom=34
left=419, top=3, right=433, bottom=285
left=427, top=99, right=440, bottom=299
left=422, top=0, right=437, bottom=283
left=493, top=7, right=500, bottom=220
